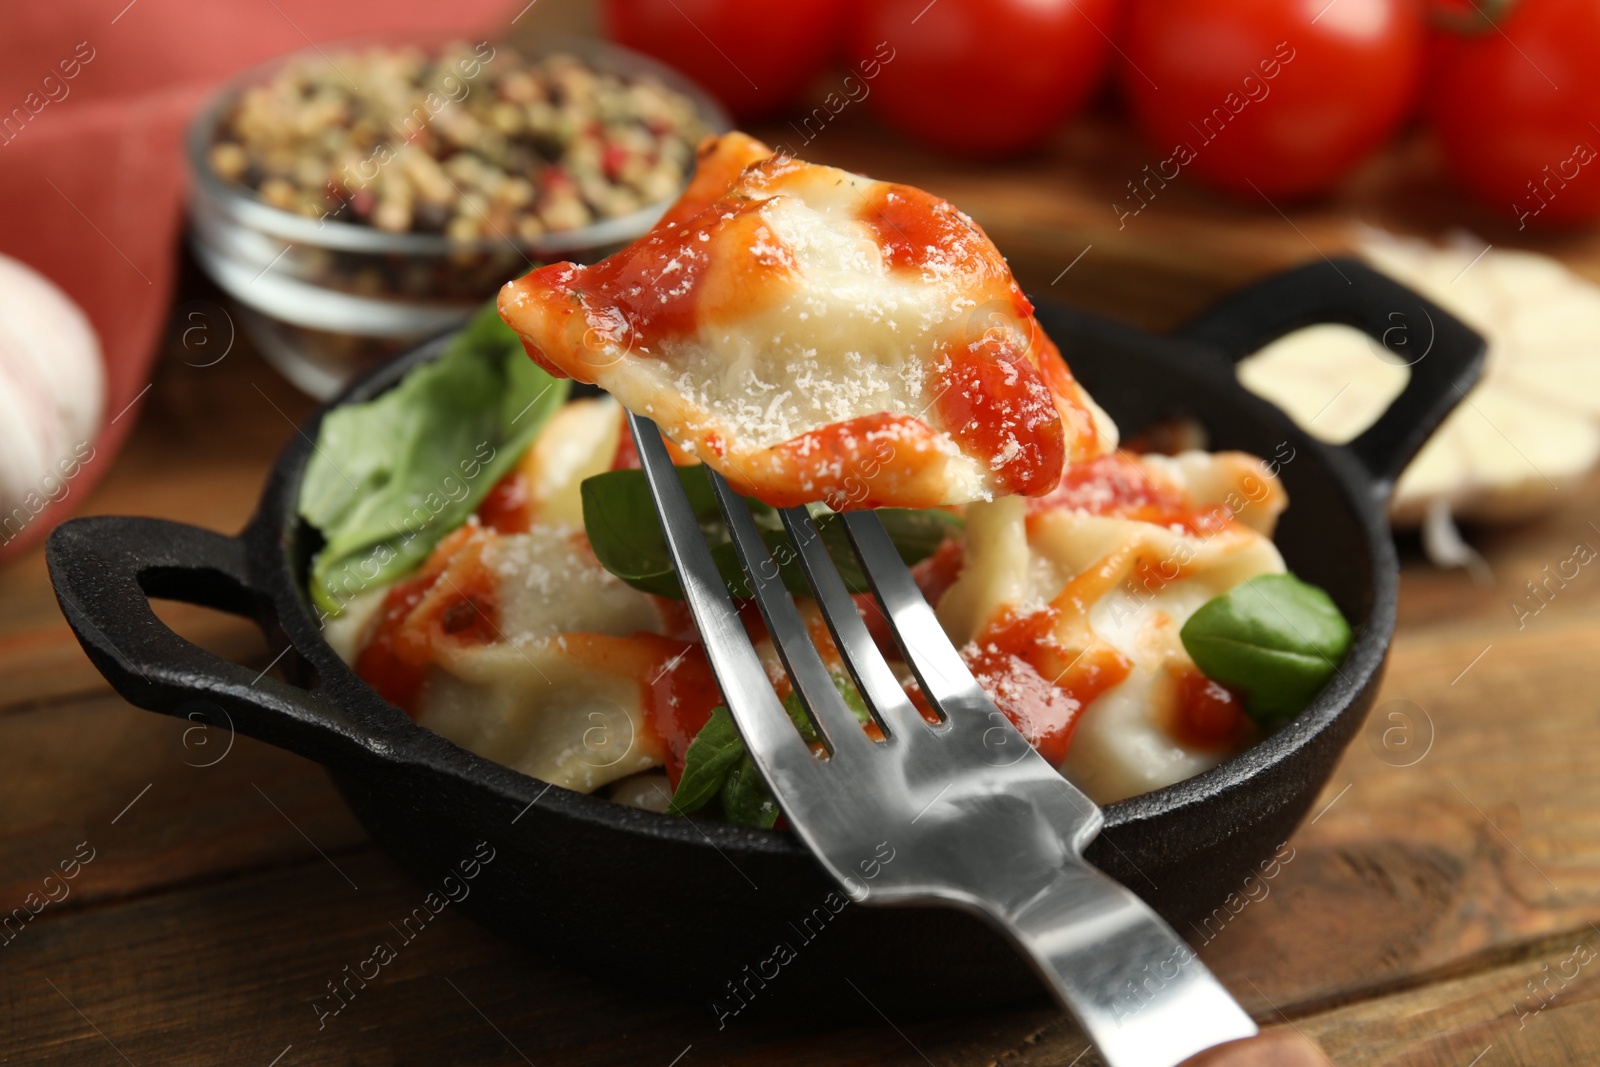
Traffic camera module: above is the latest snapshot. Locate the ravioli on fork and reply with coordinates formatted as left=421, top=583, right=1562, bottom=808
left=498, top=132, right=1115, bottom=510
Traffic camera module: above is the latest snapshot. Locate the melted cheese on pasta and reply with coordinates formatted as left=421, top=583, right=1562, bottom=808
left=498, top=132, right=1114, bottom=510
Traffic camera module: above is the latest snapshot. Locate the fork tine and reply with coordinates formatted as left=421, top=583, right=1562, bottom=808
left=626, top=414, right=817, bottom=775
left=841, top=510, right=993, bottom=724
left=778, top=507, right=932, bottom=742
left=704, top=471, right=874, bottom=759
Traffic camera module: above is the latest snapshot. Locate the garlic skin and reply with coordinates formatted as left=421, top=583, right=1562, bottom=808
left=0, top=255, right=105, bottom=532
left=1239, top=230, right=1600, bottom=527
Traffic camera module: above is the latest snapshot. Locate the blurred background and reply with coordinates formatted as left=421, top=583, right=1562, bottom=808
left=6, top=0, right=1600, bottom=566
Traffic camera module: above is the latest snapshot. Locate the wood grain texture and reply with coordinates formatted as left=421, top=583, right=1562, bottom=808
left=0, top=693, right=368, bottom=918
left=1197, top=615, right=1600, bottom=1019
left=1302, top=929, right=1600, bottom=1066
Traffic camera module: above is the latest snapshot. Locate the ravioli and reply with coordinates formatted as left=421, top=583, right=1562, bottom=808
left=497, top=132, right=1115, bottom=510
left=322, top=398, right=725, bottom=795
left=330, top=522, right=721, bottom=794
left=328, top=393, right=1288, bottom=806
left=937, top=450, right=1289, bottom=803
left=331, top=132, right=1300, bottom=807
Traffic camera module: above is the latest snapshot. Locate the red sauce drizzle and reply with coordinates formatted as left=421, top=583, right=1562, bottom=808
left=1036, top=336, right=1106, bottom=459
left=747, top=411, right=951, bottom=511
left=931, top=336, right=1065, bottom=497
left=477, top=468, right=533, bottom=534
left=653, top=135, right=787, bottom=231
left=353, top=571, right=436, bottom=712
left=1029, top=452, right=1233, bottom=535
left=1170, top=667, right=1252, bottom=751
left=962, top=607, right=1131, bottom=766
left=561, top=633, right=722, bottom=787
left=353, top=528, right=500, bottom=715
left=351, top=526, right=727, bottom=786
left=859, top=183, right=982, bottom=272
left=519, top=197, right=773, bottom=359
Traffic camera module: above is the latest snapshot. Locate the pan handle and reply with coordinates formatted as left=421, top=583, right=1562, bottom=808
left=46, top=515, right=387, bottom=770
left=1179, top=257, right=1487, bottom=498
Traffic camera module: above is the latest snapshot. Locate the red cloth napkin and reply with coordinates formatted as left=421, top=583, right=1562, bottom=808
left=0, top=0, right=514, bottom=563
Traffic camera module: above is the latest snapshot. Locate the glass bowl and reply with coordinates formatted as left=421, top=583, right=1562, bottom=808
left=185, top=34, right=731, bottom=398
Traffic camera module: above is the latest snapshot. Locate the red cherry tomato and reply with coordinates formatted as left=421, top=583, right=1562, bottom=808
left=603, top=0, right=848, bottom=120
left=1120, top=0, right=1426, bottom=199
left=845, top=0, right=1120, bottom=157
left=1428, top=0, right=1600, bottom=227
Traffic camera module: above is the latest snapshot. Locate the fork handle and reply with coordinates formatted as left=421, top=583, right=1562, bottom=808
left=1000, top=858, right=1260, bottom=1067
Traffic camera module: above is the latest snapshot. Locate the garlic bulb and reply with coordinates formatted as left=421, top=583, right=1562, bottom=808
left=0, top=254, right=105, bottom=544
left=1239, top=229, right=1600, bottom=527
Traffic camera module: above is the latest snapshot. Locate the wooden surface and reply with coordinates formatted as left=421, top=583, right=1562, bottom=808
left=8, top=99, right=1600, bottom=1067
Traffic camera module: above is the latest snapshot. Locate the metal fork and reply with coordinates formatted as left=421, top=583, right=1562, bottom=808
left=628, top=414, right=1321, bottom=1067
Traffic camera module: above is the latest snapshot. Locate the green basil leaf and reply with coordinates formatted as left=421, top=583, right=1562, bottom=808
left=668, top=706, right=744, bottom=815
left=781, top=671, right=870, bottom=734
left=835, top=671, right=871, bottom=724
left=300, top=302, right=568, bottom=616
left=668, top=671, right=867, bottom=826
left=780, top=691, right=820, bottom=744
left=580, top=466, right=697, bottom=599
left=719, top=754, right=781, bottom=828
left=1180, top=573, right=1353, bottom=726
left=581, top=465, right=961, bottom=601
left=719, top=669, right=868, bottom=827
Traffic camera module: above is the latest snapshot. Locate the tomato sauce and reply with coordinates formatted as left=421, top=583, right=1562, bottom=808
left=516, top=196, right=777, bottom=367
left=354, top=526, right=500, bottom=714
left=962, top=606, right=1131, bottom=766
left=739, top=412, right=951, bottom=510
left=350, top=520, right=727, bottom=784
left=353, top=571, right=437, bottom=712
left=1036, top=338, right=1109, bottom=458
left=561, top=633, right=723, bottom=787
left=654, top=137, right=792, bottom=231
left=1169, top=667, right=1253, bottom=751
left=931, top=338, right=1065, bottom=497
left=858, top=183, right=983, bottom=273
left=857, top=182, right=1099, bottom=495
left=1029, top=452, right=1233, bottom=535
left=476, top=468, right=534, bottom=534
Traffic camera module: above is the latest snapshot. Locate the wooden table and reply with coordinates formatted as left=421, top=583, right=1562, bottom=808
left=6, top=112, right=1600, bottom=1066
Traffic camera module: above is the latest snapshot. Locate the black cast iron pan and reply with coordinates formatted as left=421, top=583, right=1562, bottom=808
left=47, top=258, right=1483, bottom=1021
